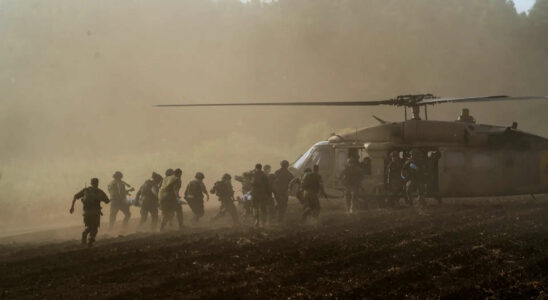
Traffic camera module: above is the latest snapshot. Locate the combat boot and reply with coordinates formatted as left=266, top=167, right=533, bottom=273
left=81, top=230, right=89, bottom=245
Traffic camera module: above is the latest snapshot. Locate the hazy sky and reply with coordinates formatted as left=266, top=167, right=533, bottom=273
left=514, top=0, right=536, bottom=12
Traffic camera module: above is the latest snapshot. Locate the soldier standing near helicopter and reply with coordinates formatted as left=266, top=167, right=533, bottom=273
left=339, top=158, right=363, bottom=214
left=251, top=163, right=271, bottom=227
left=301, top=165, right=328, bottom=222
left=401, top=149, right=427, bottom=206
left=386, top=151, right=405, bottom=206
left=107, top=171, right=133, bottom=230
left=274, top=160, right=294, bottom=222
left=263, top=164, right=277, bottom=224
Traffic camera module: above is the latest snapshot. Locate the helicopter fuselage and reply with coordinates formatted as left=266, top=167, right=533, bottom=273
left=291, top=119, right=548, bottom=198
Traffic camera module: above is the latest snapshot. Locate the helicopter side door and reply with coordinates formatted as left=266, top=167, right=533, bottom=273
left=438, top=149, right=547, bottom=197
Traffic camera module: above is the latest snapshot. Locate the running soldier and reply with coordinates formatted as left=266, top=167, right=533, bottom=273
left=251, top=163, right=271, bottom=227
left=184, top=172, right=209, bottom=223
left=107, top=171, right=133, bottom=230
left=301, top=165, right=328, bottom=222
left=135, top=172, right=163, bottom=231
left=210, top=173, right=239, bottom=225
left=70, top=178, right=110, bottom=246
left=235, top=171, right=253, bottom=220
left=274, top=160, right=294, bottom=222
left=159, top=168, right=183, bottom=231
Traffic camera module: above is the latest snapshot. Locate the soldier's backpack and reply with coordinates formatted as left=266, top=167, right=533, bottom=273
left=82, top=187, right=101, bottom=211
left=301, top=173, right=319, bottom=191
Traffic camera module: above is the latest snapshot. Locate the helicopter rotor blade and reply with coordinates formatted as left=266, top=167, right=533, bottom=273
left=155, top=99, right=394, bottom=107
left=418, top=95, right=548, bottom=105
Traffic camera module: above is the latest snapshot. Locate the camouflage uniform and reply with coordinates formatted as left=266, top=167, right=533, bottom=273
left=301, top=170, right=325, bottom=222
left=339, top=160, right=363, bottom=214
left=386, top=153, right=405, bottom=206
left=135, top=173, right=162, bottom=230
left=184, top=175, right=208, bottom=222
left=264, top=165, right=277, bottom=224
left=251, top=166, right=271, bottom=227
left=72, top=182, right=110, bottom=246
left=159, top=173, right=183, bottom=230
left=235, top=171, right=253, bottom=219
left=401, top=150, right=426, bottom=206
left=210, top=175, right=239, bottom=225
left=107, top=175, right=131, bottom=229
left=274, top=162, right=294, bottom=222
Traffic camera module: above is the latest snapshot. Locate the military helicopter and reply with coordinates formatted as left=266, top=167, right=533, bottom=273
left=157, top=94, right=548, bottom=201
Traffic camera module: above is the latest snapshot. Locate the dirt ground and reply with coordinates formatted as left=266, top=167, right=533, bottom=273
left=1, top=196, right=548, bottom=299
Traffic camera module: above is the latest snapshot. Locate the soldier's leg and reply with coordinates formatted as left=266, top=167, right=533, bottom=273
left=82, top=218, right=90, bottom=244
left=212, top=201, right=225, bottom=221
left=344, top=189, right=351, bottom=212
left=150, top=206, right=159, bottom=231
left=276, top=193, right=288, bottom=222
left=225, top=201, right=239, bottom=225
left=160, top=205, right=174, bottom=231
left=260, top=198, right=268, bottom=226
left=312, top=195, right=321, bottom=219
left=301, top=191, right=311, bottom=222
left=197, top=199, right=205, bottom=220
left=187, top=199, right=198, bottom=222
left=252, top=195, right=260, bottom=226
left=418, top=183, right=426, bottom=206
left=174, top=205, right=184, bottom=229
left=405, top=181, right=416, bottom=205
left=121, top=205, right=131, bottom=228
left=109, top=204, right=119, bottom=229
left=266, top=197, right=276, bottom=224
left=139, top=206, right=148, bottom=227
left=87, top=214, right=100, bottom=246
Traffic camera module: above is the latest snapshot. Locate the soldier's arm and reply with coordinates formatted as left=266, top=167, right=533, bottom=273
left=70, top=189, right=85, bottom=213
left=201, top=182, right=209, bottom=201
left=135, top=184, right=143, bottom=202
left=101, top=190, right=111, bottom=204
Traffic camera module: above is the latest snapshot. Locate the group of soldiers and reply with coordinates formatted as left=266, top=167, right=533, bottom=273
left=234, top=160, right=326, bottom=226
left=69, top=149, right=438, bottom=246
left=69, top=160, right=308, bottom=246
left=338, top=148, right=440, bottom=213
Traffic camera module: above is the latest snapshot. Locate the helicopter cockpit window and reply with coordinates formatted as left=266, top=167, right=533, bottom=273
left=311, top=147, right=334, bottom=173
left=293, top=146, right=334, bottom=173
left=293, top=147, right=314, bottom=170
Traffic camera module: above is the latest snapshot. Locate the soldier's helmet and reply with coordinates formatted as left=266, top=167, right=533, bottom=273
left=113, top=171, right=123, bottom=179
left=91, top=178, right=99, bottom=186
left=152, top=172, right=162, bottom=182
left=195, top=172, right=205, bottom=179
left=174, top=169, right=182, bottom=177
left=222, top=173, right=231, bottom=180
left=280, top=160, right=290, bottom=168
left=165, top=169, right=174, bottom=176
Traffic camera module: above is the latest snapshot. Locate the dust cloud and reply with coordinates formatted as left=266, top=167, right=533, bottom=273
left=0, top=0, right=547, bottom=231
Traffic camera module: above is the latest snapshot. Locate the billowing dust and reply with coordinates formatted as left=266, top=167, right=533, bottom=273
left=0, top=0, right=547, bottom=232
